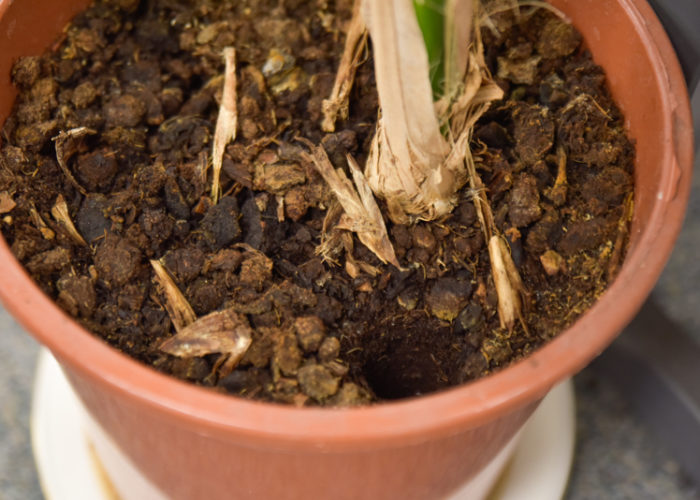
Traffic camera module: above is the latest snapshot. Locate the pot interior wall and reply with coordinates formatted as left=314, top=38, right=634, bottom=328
left=549, top=0, right=682, bottom=248
left=0, top=0, right=92, bottom=121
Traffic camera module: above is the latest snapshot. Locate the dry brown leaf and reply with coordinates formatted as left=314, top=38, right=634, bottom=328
left=322, top=0, right=368, bottom=132
left=211, top=47, right=238, bottom=203
left=159, top=308, right=253, bottom=378
left=150, top=259, right=196, bottom=332
left=51, top=194, right=87, bottom=246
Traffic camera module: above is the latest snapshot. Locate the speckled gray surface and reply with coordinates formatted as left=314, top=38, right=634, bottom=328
left=0, top=307, right=42, bottom=500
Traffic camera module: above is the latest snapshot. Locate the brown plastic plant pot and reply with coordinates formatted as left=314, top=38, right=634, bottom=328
left=0, top=0, right=693, bottom=499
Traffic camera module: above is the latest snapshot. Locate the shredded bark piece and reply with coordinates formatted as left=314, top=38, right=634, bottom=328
left=150, top=259, right=196, bottom=332
left=160, top=308, right=253, bottom=378
left=211, top=47, right=238, bottom=203
left=51, top=194, right=87, bottom=246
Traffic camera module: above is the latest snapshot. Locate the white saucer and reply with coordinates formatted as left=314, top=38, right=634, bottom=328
left=31, top=348, right=575, bottom=500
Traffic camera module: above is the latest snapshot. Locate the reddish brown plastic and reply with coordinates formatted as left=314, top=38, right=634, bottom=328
left=0, top=1, right=693, bottom=498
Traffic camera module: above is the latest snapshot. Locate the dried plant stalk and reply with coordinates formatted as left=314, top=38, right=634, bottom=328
left=51, top=194, right=87, bottom=246
left=150, top=259, right=196, bottom=332
left=303, top=143, right=400, bottom=268
left=317, top=0, right=526, bottom=329
left=465, top=143, right=526, bottom=332
left=211, top=47, right=238, bottom=203
left=322, top=1, right=368, bottom=132
left=160, top=309, right=253, bottom=378
left=488, top=236, right=526, bottom=332
left=53, top=127, right=95, bottom=196
left=360, top=0, right=504, bottom=224
left=362, top=0, right=453, bottom=222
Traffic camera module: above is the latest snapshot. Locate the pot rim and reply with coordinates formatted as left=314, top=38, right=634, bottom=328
left=0, top=0, right=693, bottom=450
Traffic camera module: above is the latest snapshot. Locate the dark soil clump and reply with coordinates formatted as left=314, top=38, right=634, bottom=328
left=1, top=1, right=635, bottom=406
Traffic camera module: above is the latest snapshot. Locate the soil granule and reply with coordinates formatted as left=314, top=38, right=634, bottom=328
left=0, top=0, right=635, bottom=406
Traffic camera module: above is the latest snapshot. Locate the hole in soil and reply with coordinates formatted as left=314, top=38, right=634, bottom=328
left=359, top=318, right=461, bottom=400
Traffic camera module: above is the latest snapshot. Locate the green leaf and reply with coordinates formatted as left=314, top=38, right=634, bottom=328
left=413, top=0, right=446, bottom=97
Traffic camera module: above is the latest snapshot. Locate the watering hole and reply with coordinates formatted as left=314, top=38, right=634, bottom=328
left=352, top=316, right=466, bottom=400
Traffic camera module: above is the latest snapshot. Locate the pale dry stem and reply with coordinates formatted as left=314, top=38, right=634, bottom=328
left=466, top=146, right=526, bottom=333
left=488, top=236, right=528, bottom=333
left=159, top=309, right=253, bottom=378
left=444, top=0, right=473, bottom=100
left=150, top=259, right=196, bottom=332
left=51, top=194, right=87, bottom=246
left=363, top=0, right=504, bottom=224
left=53, top=127, right=95, bottom=196
left=322, top=0, right=368, bottom=132
left=362, top=0, right=454, bottom=223
left=211, top=47, right=238, bottom=204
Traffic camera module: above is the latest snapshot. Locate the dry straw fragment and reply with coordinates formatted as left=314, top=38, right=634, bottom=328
left=302, top=142, right=400, bottom=268
left=53, top=127, right=95, bottom=196
left=488, top=235, right=526, bottom=332
left=51, top=194, right=87, bottom=246
left=150, top=259, right=196, bottom=332
left=29, top=205, right=55, bottom=240
left=211, top=47, right=238, bottom=203
left=159, top=309, right=253, bottom=378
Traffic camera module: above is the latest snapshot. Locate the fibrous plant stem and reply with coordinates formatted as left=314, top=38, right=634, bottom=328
left=318, top=0, right=527, bottom=332
left=322, top=0, right=368, bottom=132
